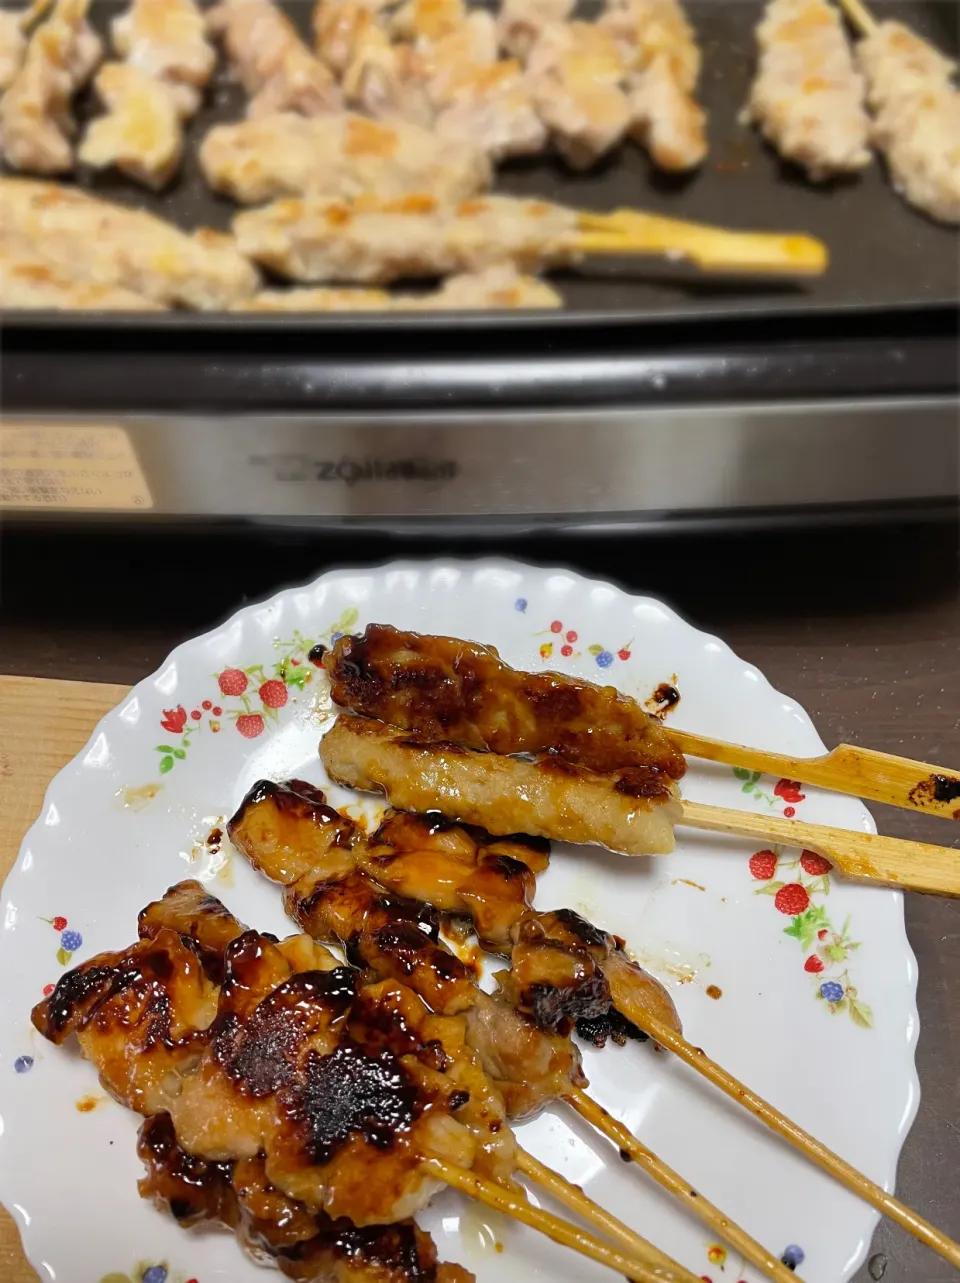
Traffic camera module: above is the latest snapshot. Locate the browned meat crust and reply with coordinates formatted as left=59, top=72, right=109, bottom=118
left=319, top=715, right=681, bottom=856
left=31, top=896, right=510, bottom=1224
left=325, top=624, right=687, bottom=779
left=138, top=1113, right=473, bottom=1281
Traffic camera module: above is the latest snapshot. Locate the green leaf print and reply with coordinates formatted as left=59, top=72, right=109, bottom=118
left=733, top=767, right=751, bottom=780
left=159, top=755, right=174, bottom=774
left=849, top=998, right=874, bottom=1029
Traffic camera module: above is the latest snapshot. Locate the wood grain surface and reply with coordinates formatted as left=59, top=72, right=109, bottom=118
left=0, top=521, right=957, bottom=1283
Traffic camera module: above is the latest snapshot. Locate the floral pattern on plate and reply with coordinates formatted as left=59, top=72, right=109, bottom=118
left=0, top=560, right=918, bottom=1283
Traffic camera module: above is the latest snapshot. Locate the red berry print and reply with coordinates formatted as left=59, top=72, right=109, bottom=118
left=550, top=620, right=563, bottom=633
left=775, top=883, right=810, bottom=915
left=774, top=778, right=805, bottom=804
left=190, top=709, right=202, bottom=721
left=52, top=916, right=68, bottom=932
left=804, top=955, right=825, bottom=973
left=202, top=700, right=212, bottom=711
left=236, top=713, right=265, bottom=739
left=783, top=806, right=796, bottom=818
left=800, top=850, right=832, bottom=876
left=258, top=679, right=288, bottom=709
left=748, top=849, right=778, bottom=880
left=218, top=667, right=248, bottom=697
left=42, top=983, right=55, bottom=996
left=818, top=928, right=829, bottom=940
left=565, top=630, right=577, bottom=642
left=213, top=706, right=222, bottom=716
left=618, top=649, right=631, bottom=661
left=561, top=644, right=573, bottom=656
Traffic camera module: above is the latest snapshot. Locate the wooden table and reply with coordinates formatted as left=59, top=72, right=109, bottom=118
left=1, top=521, right=957, bottom=1283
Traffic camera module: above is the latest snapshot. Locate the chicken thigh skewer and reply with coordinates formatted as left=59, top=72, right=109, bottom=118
left=743, top=0, right=871, bottom=181
left=844, top=0, right=960, bottom=224
left=233, top=192, right=827, bottom=286
left=0, top=178, right=259, bottom=309
left=325, top=624, right=960, bottom=822
left=79, top=0, right=216, bottom=188
left=227, top=779, right=803, bottom=1283
left=0, top=0, right=101, bottom=173
left=207, top=0, right=340, bottom=117
left=600, top=0, right=707, bottom=171
left=32, top=887, right=677, bottom=1283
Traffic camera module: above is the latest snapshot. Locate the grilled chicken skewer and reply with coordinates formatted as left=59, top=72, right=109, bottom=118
left=0, top=242, right=162, bottom=309
left=234, top=191, right=825, bottom=287
left=853, top=13, right=960, bottom=224
left=200, top=112, right=491, bottom=205
left=33, top=886, right=677, bottom=1283
left=140, top=1114, right=476, bottom=1283
left=323, top=715, right=960, bottom=893
left=325, top=625, right=960, bottom=821
left=325, top=623, right=686, bottom=777
left=80, top=0, right=216, bottom=188
left=322, top=714, right=682, bottom=854
left=525, top=20, right=633, bottom=168
left=227, top=780, right=802, bottom=1283
left=234, top=266, right=562, bottom=312
left=207, top=0, right=340, bottom=117
left=140, top=1114, right=475, bottom=1282
left=600, top=0, right=707, bottom=171
left=142, top=878, right=691, bottom=1281
left=0, top=0, right=101, bottom=173
left=0, top=178, right=259, bottom=309
left=744, top=0, right=871, bottom=180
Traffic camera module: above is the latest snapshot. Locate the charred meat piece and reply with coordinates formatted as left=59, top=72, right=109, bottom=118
left=34, top=911, right=509, bottom=1223
left=229, top=779, right=587, bottom=1118
left=325, top=624, right=687, bottom=779
left=138, top=878, right=248, bottom=983
left=522, top=908, right=682, bottom=1038
left=138, top=1113, right=476, bottom=1280
left=320, top=715, right=681, bottom=856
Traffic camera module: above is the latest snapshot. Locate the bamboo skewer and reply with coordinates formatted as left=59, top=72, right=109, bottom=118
left=573, top=211, right=828, bottom=275
left=631, top=1014, right=960, bottom=1271
left=425, top=1159, right=673, bottom=1283
left=679, top=798, right=960, bottom=897
left=19, top=0, right=55, bottom=30
left=670, top=726, right=960, bottom=822
left=516, top=1146, right=701, bottom=1283
left=834, top=0, right=877, bottom=36
left=566, top=1089, right=802, bottom=1283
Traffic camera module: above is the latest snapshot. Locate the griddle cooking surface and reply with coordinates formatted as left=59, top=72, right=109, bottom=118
left=2, top=0, right=958, bottom=324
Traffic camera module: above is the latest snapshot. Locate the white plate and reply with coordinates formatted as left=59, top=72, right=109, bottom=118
left=0, top=559, right=919, bottom=1283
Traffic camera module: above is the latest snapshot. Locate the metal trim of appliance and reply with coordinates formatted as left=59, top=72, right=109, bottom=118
left=3, top=397, right=956, bottom=529
left=2, top=335, right=956, bottom=413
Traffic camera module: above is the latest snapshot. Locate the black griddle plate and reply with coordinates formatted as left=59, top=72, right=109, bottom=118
left=1, top=0, right=958, bottom=330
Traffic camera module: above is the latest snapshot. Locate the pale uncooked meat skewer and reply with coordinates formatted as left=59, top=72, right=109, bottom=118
left=79, top=0, right=216, bottom=188
left=207, top=0, right=340, bottom=117
left=200, top=110, right=491, bottom=204
left=0, top=0, right=102, bottom=173
left=850, top=6, right=960, bottom=223
left=743, top=0, right=871, bottom=180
